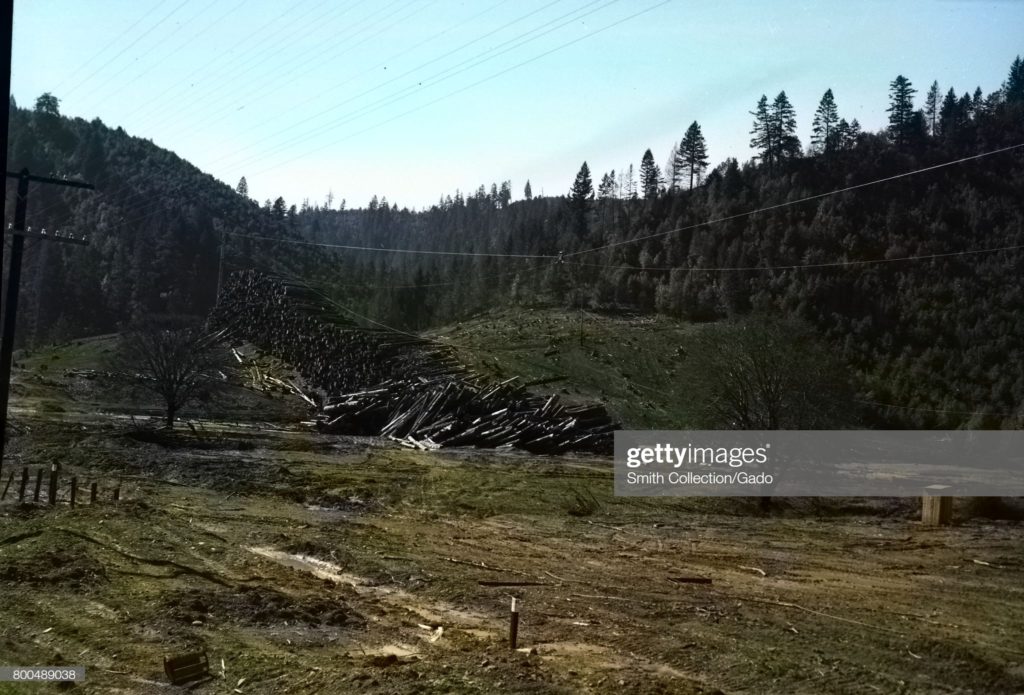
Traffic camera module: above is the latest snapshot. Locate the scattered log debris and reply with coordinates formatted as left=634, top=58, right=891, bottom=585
left=211, top=271, right=615, bottom=454
left=739, top=565, right=767, bottom=577
left=668, top=576, right=713, bottom=585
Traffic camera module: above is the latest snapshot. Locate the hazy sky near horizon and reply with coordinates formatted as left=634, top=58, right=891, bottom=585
left=10, top=0, right=1024, bottom=210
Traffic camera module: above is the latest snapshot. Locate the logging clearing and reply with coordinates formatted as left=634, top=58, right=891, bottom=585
left=210, top=271, right=616, bottom=454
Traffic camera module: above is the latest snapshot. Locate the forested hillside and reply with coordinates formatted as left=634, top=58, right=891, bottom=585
left=286, top=58, right=1024, bottom=428
left=5, top=57, right=1024, bottom=427
left=3, top=95, right=310, bottom=343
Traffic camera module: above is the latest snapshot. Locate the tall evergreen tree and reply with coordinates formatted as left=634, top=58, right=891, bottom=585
left=598, top=171, right=616, bottom=199
left=924, top=81, right=940, bottom=135
left=1004, top=55, right=1024, bottom=103
left=834, top=118, right=862, bottom=151
left=845, top=118, right=862, bottom=149
left=811, top=88, right=840, bottom=154
left=570, top=162, right=594, bottom=202
left=523, top=180, right=533, bottom=200
left=749, top=94, right=774, bottom=170
left=570, top=162, right=594, bottom=235
left=639, top=149, right=662, bottom=199
left=675, top=121, right=709, bottom=189
left=34, top=92, right=60, bottom=118
left=772, top=91, right=801, bottom=161
left=236, top=176, right=249, bottom=198
left=750, top=92, right=800, bottom=171
left=886, top=75, right=917, bottom=147
left=960, top=91, right=974, bottom=119
left=939, top=87, right=959, bottom=137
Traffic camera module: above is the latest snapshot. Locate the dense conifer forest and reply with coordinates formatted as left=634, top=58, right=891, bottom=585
left=5, top=56, right=1024, bottom=428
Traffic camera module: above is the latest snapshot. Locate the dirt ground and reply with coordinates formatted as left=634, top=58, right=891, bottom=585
left=1, top=345, right=1023, bottom=694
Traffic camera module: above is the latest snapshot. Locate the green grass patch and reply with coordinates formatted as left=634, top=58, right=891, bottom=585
left=429, top=307, right=710, bottom=428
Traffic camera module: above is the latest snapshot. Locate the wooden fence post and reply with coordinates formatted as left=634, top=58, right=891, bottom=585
left=33, top=469, right=42, bottom=502
left=70, top=477, right=77, bottom=508
left=509, top=597, right=520, bottom=650
left=113, top=485, right=120, bottom=502
left=48, top=463, right=59, bottom=506
left=1, top=470, right=13, bottom=500
left=89, top=482, right=97, bottom=504
left=18, top=467, right=28, bottom=501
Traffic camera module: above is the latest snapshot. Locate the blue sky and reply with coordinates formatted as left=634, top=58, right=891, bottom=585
left=10, top=0, right=1024, bottom=209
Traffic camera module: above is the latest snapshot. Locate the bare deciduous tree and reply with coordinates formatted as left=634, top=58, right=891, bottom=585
left=687, top=317, right=855, bottom=430
left=118, top=316, right=226, bottom=428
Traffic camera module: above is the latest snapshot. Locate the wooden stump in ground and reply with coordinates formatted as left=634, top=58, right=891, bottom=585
left=922, top=485, right=953, bottom=525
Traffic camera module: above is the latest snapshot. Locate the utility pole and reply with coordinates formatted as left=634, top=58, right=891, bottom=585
left=1, top=169, right=93, bottom=476
left=216, top=227, right=226, bottom=300
left=2, top=0, right=15, bottom=278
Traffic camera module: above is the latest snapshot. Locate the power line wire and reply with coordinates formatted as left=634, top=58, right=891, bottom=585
left=114, top=0, right=331, bottom=125
left=73, top=0, right=227, bottom=111
left=36, top=141, right=1024, bottom=277
left=75, top=0, right=253, bottom=114
left=143, top=0, right=415, bottom=139
left=856, top=399, right=1022, bottom=419
left=34, top=0, right=425, bottom=218
left=43, top=0, right=662, bottom=229
left=60, top=0, right=195, bottom=100
left=566, top=243, right=1024, bottom=273
left=49, top=0, right=175, bottom=93
left=202, top=0, right=514, bottom=146
left=223, top=230, right=551, bottom=258
left=163, top=0, right=436, bottom=138
left=212, top=0, right=609, bottom=173
left=213, top=145, right=1024, bottom=272
left=567, top=143, right=1024, bottom=258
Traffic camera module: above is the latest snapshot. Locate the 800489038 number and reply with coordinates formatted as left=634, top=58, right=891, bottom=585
left=0, top=666, right=86, bottom=682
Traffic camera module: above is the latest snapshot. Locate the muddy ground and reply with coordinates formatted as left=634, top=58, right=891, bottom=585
left=1, top=344, right=1023, bottom=694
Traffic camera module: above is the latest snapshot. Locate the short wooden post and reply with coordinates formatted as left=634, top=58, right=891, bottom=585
left=33, top=469, right=43, bottom=502
left=113, top=485, right=120, bottom=502
left=70, top=477, right=77, bottom=508
left=1, top=470, right=13, bottom=500
left=922, top=485, right=953, bottom=526
left=509, top=597, right=520, bottom=650
left=48, top=463, right=59, bottom=506
left=89, top=482, right=97, bottom=504
left=18, top=467, right=28, bottom=501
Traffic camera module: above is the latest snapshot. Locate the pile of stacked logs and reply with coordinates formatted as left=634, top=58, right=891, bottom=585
left=211, top=271, right=615, bottom=454
left=321, top=377, right=613, bottom=454
left=210, top=270, right=447, bottom=395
